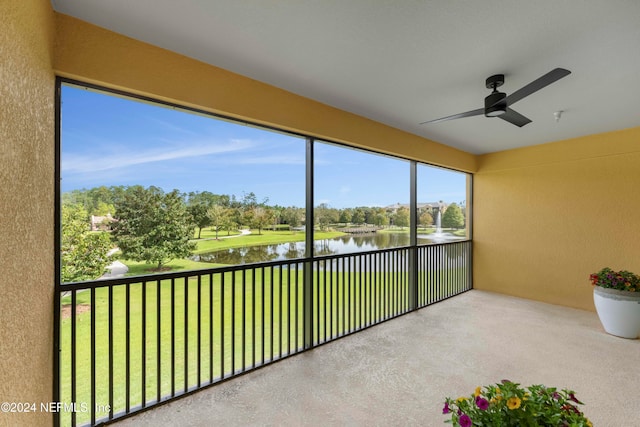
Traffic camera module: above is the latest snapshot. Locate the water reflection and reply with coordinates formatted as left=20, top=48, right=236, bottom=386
left=192, top=232, right=465, bottom=265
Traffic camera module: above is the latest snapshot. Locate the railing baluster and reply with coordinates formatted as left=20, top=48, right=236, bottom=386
left=184, top=277, right=189, bottom=392
left=231, top=271, right=235, bottom=375
left=90, top=288, right=96, bottom=426
left=220, top=272, right=225, bottom=379
left=241, top=269, right=246, bottom=372
left=197, top=275, right=202, bottom=388
left=209, top=272, right=213, bottom=384
left=170, top=278, right=175, bottom=397
left=141, top=282, right=146, bottom=409
left=109, top=285, right=114, bottom=419
left=125, top=283, right=130, bottom=414
left=294, top=263, right=299, bottom=351
left=156, top=280, right=161, bottom=403
left=260, top=267, right=266, bottom=365
left=287, top=266, right=291, bottom=356
left=71, top=290, right=77, bottom=427
left=270, top=266, right=274, bottom=363
left=251, top=268, right=256, bottom=368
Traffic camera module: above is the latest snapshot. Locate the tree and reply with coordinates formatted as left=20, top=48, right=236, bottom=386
left=188, top=203, right=211, bottom=239
left=281, top=207, right=302, bottom=232
left=250, top=206, right=275, bottom=235
left=207, top=204, right=230, bottom=239
left=61, top=204, right=112, bottom=283
left=372, top=210, right=390, bottom=227
left=339, top=209, right=352, bottom=225
left=187, top=191, right=232, bottom=238
left=393, top=207, right=410, bottom=228
left=351, top=208, right=365, bottom=225
left=112, top=186, right=196, bottom=270
left=442, top=202, right=465, bottom=229
left=419, top=211, right=433, bottom=228
left=315, top=203, right=339, bottom=231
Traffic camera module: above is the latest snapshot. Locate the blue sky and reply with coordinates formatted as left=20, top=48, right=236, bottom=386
left=61, top=85, right=467, bottom=208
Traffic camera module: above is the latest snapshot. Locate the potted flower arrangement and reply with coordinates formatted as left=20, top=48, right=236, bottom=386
left=442, top=380, right=592, bottom=426
left=589, top=267, right=640, bottom=339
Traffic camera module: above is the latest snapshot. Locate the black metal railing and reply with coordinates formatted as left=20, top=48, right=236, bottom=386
left=56, top=241, right=471, bottom=426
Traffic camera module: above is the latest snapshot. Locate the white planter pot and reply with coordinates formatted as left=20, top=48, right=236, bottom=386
left=593, top=286, right=640, bottom=339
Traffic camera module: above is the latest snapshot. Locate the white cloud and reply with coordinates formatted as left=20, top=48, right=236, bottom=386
left=62, top=139, right=254, bottom=174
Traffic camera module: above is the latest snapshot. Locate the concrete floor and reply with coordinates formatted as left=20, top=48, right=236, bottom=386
left=113, top=290, right=639, bottom=426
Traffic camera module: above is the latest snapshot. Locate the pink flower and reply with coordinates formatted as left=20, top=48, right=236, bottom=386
left=459, top=414, right=472, bottom=427
left=442, top=402, right=450, bottom=414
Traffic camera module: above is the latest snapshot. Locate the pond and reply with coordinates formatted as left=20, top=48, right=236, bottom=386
left=191, top=231, right=465, bottom=265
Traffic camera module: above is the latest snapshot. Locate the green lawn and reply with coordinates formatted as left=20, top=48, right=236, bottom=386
left=192, top=229, right=345, bottom=254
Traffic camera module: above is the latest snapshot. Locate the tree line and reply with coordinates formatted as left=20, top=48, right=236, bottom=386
left=61, top=185, right=465, bottom=283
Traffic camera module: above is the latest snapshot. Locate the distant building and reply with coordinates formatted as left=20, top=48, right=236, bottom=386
left=385, top=202, right=447, bottom=214
left=90, top=213, right=114, bottom=231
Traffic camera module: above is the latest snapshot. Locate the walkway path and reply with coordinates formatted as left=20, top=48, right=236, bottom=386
left=199, top=228, right=252, bottom=240
left=99, top=248, right=128, bottom=279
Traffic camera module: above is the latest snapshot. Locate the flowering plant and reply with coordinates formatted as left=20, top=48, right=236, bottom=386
left=442, top=380, right=592, bottom=426
left=589, top=267, right=640, bottom=292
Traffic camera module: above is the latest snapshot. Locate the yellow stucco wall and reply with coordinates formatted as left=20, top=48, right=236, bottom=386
left=52, top=13, right=476, bottom=173
left=0, top=1, right=55, bottom=426
left=474, top=127, right=640, bottom=311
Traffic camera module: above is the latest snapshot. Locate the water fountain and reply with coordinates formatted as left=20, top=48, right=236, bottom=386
left=435, top=210, right=443, bottom=236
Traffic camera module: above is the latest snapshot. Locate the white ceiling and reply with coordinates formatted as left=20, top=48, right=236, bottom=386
left=51, top=0, right=640, bottom=154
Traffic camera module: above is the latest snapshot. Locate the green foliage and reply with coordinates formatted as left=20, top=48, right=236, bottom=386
left=351, top=208, right=365, bottom=225
left=339, top=208, right=352, bottom=224
left=442, top=202, right=465, bottom=229
left=419, top=210, right=434, bottom=227
left=393, top=207, right=410, bottom=228
left=112, top=186, right=196, bottom=269
left=61, top=204, right=112, bottom=283
left=281, top=207, right=303, bottom=230
left=187, top=204, right=210, bottom=239
left=186, top=191, right=233, bottom=238
left=315, top=203, right=339, bottom=230
left=443, top=380, right=592, bottom=427
left=61, top=185, right=122, bottom=216
left=207, top=204, right=232, bottom=239
left=590, top=267, right=640, bottom=292
left=248, top=206, right=275, bottom=235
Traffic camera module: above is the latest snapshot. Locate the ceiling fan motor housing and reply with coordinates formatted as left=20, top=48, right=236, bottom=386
left=485, top=91, right=507, bottom=117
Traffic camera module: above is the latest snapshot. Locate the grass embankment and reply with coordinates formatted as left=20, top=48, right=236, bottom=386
left=192, top=229, right=345, bottom=254
left=376, top=227, right=467, bottom=237
left=119, top=229, right=346, bottom=275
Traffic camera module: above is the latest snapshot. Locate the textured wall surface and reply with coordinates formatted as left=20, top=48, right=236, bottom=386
left=0, top=1, right=55, bottom=426
left=474, top=127, right=640, bottom=310
left=52, top=13, right=476, bottom=173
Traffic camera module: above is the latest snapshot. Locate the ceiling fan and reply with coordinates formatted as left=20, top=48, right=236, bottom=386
left=420, top=68, right=571, bottom=127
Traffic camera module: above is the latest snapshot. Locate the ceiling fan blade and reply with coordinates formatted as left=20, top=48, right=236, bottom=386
left=504, top=68, right=571, bottom=106
left=498, top=108, right=532, bottom=127
left=420, top=108, right=484, bottom=125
